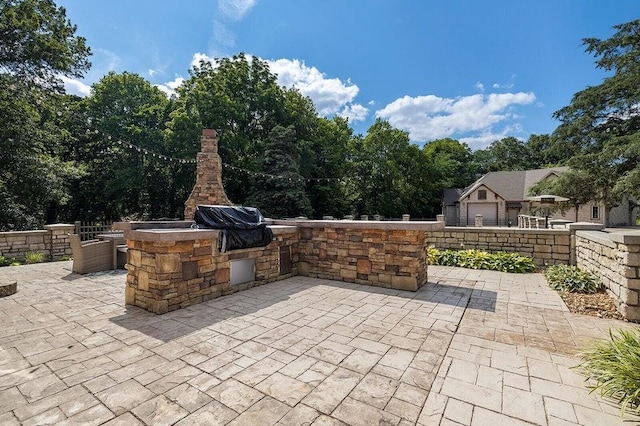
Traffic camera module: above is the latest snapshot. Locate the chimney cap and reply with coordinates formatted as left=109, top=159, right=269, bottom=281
left=202, top=129, right=217, bottom=137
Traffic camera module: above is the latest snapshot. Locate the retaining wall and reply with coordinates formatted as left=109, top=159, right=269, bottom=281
left=0, top=224, right=74, bottom=261
left=575, top=231, right=640, bottom=321
left=431, top=227, right=571, bottom=266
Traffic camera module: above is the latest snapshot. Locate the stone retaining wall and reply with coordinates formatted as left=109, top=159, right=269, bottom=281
left=431, top=227, right=571, bottom=266
left=296, top=226, right=428, bottom=291
left=0, top=224, right=74, bottom=261
left=575, top=231, right=640, bottom=321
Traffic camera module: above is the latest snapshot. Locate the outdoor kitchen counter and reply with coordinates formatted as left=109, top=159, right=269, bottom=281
left=115, top=219, right=444, bottom=314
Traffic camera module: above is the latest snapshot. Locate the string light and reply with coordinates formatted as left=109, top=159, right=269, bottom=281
left=99, top=132, right=349, bottom=183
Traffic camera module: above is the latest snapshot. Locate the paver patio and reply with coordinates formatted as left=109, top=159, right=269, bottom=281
left=0, top=261, right=638, bottom=425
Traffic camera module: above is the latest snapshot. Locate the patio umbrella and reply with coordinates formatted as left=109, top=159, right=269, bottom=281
left=527, top=194, right=570, bottom=203
left=527, top=195, right=570, bottom=228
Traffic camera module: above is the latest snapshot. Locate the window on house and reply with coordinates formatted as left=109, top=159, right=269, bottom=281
left=477, top=190, right=487, bottom=200
left=592, top=206, right=600, bottom=219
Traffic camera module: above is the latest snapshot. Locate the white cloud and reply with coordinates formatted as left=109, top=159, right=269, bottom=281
left=156, top=76, right=185, bottom=98
left=368, top=100, right=376, bottom=106
left=217, top=0, right=257, bottom=21
left=60, top=75, right=91, bottom=97
left=338, top=103, right=369, bottom=122
left=148, top=69, right=159, bottom=77
left=213, top=19, right=236, bottom=47
left=475, top=82, right=484, bottom=92
left=267, top=58, right=362, bottom=117
left=459, top=124, right=524, bottom=150
left=375, top=92, right=536, bottom=147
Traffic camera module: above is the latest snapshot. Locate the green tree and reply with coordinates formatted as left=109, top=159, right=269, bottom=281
left=303, top=116, right=352, bottom=218
left=0, top=0, right=90, bottom=90
left=473, top=136, right=533, bottom=173
left=77, top=71, right=172, bottom=220
left=170, top=54, right=287, bottom=204
left=550, top=19, right=640, bottom=221
left=423, top=138, right=476, bottom=217
left=248, top=125, right=312, bottom=218
left=349, top=119, right=428, bottom=218
left=0, top=0, right=91, bottom=230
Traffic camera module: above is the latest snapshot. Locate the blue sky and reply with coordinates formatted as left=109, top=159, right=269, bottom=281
left=57, top=0, right=639, bottom=149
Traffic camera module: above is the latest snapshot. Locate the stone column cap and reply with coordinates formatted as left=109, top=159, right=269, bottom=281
left=44, top=224, right=75, bottom=230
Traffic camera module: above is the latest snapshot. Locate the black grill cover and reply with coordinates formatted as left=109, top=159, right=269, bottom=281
left=193, top=205, right=273, bottom=252
left=194, top=205, right=268, bottom=230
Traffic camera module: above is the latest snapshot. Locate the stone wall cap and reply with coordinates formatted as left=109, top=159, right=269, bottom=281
left=0, top=229, right=48, bottom=236
left=567, top=222, right=605, bottom=231
left=125, top=225, right=296, bottom=242
left=114, top=221, right=194, bottom=231
left=125, top=228, right=218, bottom=242
left=443, top=226, right=569, bottom=234
left=576, top=230, right=640, bottom=245
left=43, top=224, right=74, bottom=229
left=271, top=219, right=444, bottom=231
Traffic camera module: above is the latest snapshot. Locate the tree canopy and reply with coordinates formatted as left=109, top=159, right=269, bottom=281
left=0, top=0, right=91, bottom=230
left=543, top=19, right=640, bottom=213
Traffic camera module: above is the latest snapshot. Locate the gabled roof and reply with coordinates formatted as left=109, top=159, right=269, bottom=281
left=443, top=188, right=463, bottom=205
left=458, top=167, right=569, bottom=202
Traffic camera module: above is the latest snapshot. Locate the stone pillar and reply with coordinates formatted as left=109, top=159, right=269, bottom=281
left=402, top=214, right=410, bottom=221
left=436, top=214, right=444, bottom=222
left=475, top=214, right=483, bottom=227
left=44, top=224, right=75, bottom=260
left=184, top=129, right=233, bottom=220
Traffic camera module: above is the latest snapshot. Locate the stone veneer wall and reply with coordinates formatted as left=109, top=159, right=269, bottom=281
left=124, top=227, right=298, bottom=314
left=575, top=231, right=640, bottom=321
left=291, top=223, right=431, bottom=291
left=0, top=224, right=74, bottom=261
left=431, top=227, right=571, bottom=266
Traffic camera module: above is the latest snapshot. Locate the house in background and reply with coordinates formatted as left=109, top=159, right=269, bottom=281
left=442, top=167, right=638, bottom=227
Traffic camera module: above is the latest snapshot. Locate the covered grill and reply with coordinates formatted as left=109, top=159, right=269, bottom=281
left=193, top=205, right=274, bottom=253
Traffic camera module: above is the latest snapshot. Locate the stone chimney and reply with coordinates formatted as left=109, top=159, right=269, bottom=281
left=184, top=129, right=233, bottom=220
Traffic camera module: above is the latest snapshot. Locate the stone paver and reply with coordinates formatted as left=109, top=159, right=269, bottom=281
left=0, top=261, right=639, bottom=425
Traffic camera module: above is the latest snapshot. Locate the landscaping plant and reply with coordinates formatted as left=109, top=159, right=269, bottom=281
left=0, top=255, right=19, bottom=267
left=24, top=251, right=45, bottom=264
left=545, top=264, right=600, bottom=293
left=427, top=247, right=535, bottom=273
left=577, top=328, right=640, bottom=416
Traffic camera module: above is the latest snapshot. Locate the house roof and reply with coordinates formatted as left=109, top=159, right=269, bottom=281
left=443, top=188, right=463, bottom=205
left=458, top=167, right=569, bottom=202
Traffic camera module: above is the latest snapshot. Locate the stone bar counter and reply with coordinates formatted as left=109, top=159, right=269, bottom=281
left=272, top=219, right=444, bottom=291
left=115, top=219, right=444, bottom=314
left=114, top=221, right=298, bottom=314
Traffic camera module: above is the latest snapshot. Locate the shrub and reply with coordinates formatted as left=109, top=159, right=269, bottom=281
left=24, top=251, right=45, bottom=264
left=428, top=247, right=535, bottom=273
left=545, top=264, right=600, bottom=293
left=0, top=255, right=19, bottom=267
left=577, top=328, right=640, bottom=416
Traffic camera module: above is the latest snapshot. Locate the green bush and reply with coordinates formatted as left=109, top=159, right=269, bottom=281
left=428, top=248, right=535, bottom=273
left=545, top=264, right=600, bottom=293
left=577, top=328, right=640, bottom=416
left=24, top=251, right=45, bottom=264
left=0, top=255, right=19, bottom=267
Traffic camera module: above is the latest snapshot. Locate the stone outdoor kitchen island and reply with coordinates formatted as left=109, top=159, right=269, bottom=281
left=115, top=129, right=444, bottom=314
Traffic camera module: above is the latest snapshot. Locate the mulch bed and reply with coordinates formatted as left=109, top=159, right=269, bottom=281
left=559, top=289, right=626, bottom=321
